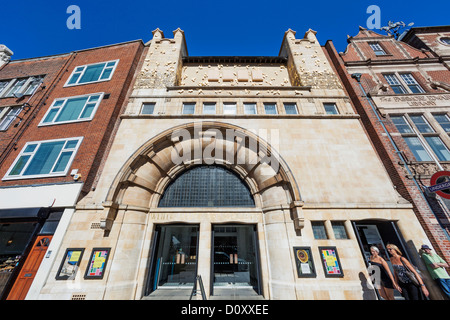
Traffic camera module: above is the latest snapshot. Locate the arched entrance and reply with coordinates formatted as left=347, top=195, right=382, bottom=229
left=100, top=122, right=304, bottom=299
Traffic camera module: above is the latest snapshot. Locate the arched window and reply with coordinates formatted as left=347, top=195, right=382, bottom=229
left=158, top=165, right=255, bottom=207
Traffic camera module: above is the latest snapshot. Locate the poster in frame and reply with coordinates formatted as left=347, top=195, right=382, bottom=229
left=56, top=248, right=85, bottom=280
left=319, top=246, right=344, bottom=278
left=293, top=247, right=316, bottom=278
left=84, top=247, right=111, bottom=280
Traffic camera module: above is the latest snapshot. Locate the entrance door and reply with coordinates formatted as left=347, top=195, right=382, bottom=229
left=147, top=225, right=199, bottom=293
left=7, top=235, right=52, bottom=300
left=211, top=224, right=261, bottom=294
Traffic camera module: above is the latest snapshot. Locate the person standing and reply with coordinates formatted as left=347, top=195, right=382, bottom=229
left=386, top=244, right=429, bottom=300
left=369, top=246, right=401, bottom=300
left=420, top=244, right=450, bottom=299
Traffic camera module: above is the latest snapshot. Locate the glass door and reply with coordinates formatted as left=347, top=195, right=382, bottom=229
left=148, top=225, right=199, bottom=293
left=211, top=224, right=260, bottom=294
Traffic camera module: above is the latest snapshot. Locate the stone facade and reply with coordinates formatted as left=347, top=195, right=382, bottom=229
left=34, top=28, right=440, bottom=300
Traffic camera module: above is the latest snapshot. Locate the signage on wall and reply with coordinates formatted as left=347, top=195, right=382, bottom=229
left=428, top=171, right=450, bottom=199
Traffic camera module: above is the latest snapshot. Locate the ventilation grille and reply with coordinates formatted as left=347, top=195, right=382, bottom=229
left=90, top=222, right=102, bottom=229
left=71, top=293, right=86, bottom=300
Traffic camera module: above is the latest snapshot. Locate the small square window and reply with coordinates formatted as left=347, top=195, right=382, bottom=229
left=433, top=114, right=450, bottom=133
left=384, top=74, right=407, bottom=94
left=312, top=221, right=328, bottom=239
left=264, top=103, right=277, bottom=115
left=182, top=103, right=195, bottom=115
left=331, top=221, right=348, bottom=239
left=399, top=74, right=425, bottom=94
left=324, top=103, right=339, bottom=115
left=141, top=103, right=155, bottom=115
left=223, top=103, right=237, bottom=115
left=369, top=42, right=386, bottom=56
left=244, top=103, right=257, bottom=115
left=203, top=103, right=216, bottom=115
left=284, top=103, right=298, bottom=115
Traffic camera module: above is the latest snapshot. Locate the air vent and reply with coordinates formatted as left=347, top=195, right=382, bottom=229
left=91, top=222, right=102, bottom=229
left=71, top=293, right=86, bottom=300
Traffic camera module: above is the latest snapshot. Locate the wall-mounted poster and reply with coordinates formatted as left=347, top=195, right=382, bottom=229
left=319, top=246, right=344, bottom=278
left=84, top=248, right=110, bottom=279
left=293, top=247, right=316, bottom=278
left=56, top=248, right=85, bottom=280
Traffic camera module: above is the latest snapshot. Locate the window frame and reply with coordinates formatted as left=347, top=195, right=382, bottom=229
left=3, top=137, right=83, bottom=180
left=433, top=113, right=450, bottom=133
left=140, top=102, right=156, bottom=115
left=264, top=103, right=278, bottom=115
left=0, top=106, right=22, bottom=131
left=399, top=73, right=425, bottom=94
left=0, top=76, right=45, bottom=99
left=223, top=102, right=237, bottom=115
left=369, top=42, right=387, bottom=56
left=323, top=102, right=339, bottom=115
left=64, top=60, right=119, bottom=87
left=384, top=73, right=407, bottom=94
left=38, top=93, right=104, bottom=126
left=284, top=103, right=298, bottom=115
left=202, top=102, right=216, bottom=115
left=243, top=102, right=257, bottom=115
left=182, top=102, right=196, bottom=115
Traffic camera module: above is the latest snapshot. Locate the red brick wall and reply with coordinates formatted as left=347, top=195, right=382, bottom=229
left=0, top=41, right=144, bottom=199
left=325, top=40, right=450, bottom=265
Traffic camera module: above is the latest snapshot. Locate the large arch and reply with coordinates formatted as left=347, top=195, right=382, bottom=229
left=100, top=121, right=305, bottom=232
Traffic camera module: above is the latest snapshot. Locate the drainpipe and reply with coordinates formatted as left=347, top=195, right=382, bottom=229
left=351, top=73, right=450, bottom=242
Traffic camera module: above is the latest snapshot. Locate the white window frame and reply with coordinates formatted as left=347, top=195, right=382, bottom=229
left=0, top=76, right=44, bottom=98
left=0, top=106, right=22, bottom=131
left=3, top=137, right=83, bottom=180
left=64, top=60, right=119, bottom=87
left=369, top=42, right=387, bottom=56
left=39, top=93, right=104, bottom=126
left=399, top=73, right=425, bottom=94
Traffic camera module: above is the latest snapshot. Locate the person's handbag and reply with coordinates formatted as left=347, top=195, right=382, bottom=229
left=401, top=258, right=420, bottom=287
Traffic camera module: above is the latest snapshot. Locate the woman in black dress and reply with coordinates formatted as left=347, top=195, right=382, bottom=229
left=369, top=246, right=401, bottom=300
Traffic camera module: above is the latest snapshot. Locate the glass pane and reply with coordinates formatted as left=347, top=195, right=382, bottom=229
left=433, top=114, right=450, bottom=132
left=425, top=137, right=450, bottom=161
left=312, top=221, right=328, bottom=239
left=182, top=103, right=195, bottom=114
left=64, top=140, right=79, bottom=149
left=24, top=141, right=65, bottom=175
left=141, top=103, right=155, bottom=115
left=410, top=115, right=433, bottom=133
left=106, top=61, right=116, bottom=67
left=52, top=151, right=73, bottom=172
left=403, top=137, right=432, bottom=161
left=284, top=103, right=298, bottom=115
left=159, top=166, right=255, bottom=207
left=151, top=225, right=198, bottom=288
left=79, top=63, right=105, bottom=83
left=244, top=103, right=257, bottom=115
left=391, top=116, right=413, bottom=133
left=264, top=103, right=277, bottom=114
left=213, top=225, right=259, bottom=291
left=43, top=108, right=59, bottom=123
left=9, top=155, right=31, bottom=176
left=67, top=72, right=81, bottom=85
left=324, top=103, right=338, bottom=114
left=24, top=144, right=38, bottom=153
left=80, top=103, right=96, bottom=119
left=203, top=103, right=216, bottom=114
left=55, top=97, right=88, bottom=122
left=100, top=68, right=112, bottom=80
left=331, top=222, right=348, bottom=239
left=223, top=103, right=236, bottom=115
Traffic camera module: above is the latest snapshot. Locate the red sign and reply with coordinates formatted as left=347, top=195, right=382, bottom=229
left=430, top=171, right=450, bottom=199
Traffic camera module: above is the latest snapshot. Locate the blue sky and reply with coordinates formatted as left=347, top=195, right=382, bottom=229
left=1, top=0, right=449, bottom=60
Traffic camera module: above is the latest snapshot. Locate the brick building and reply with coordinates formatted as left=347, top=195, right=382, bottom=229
left=325, top=26, right=450, bottom=298
left=0, top=40, right=144, bottom=299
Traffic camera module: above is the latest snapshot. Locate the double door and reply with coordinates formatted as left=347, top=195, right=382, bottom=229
left=146, top=224, right=261, bottom=296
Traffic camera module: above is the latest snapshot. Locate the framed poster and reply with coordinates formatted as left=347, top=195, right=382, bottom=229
left=56, top=248, right=85, bottom=280
left=319, top=246, right=344, bottom=278
left=293, top=247, right=316, bottom=278
left=84, top=248, right=110, bottom=279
